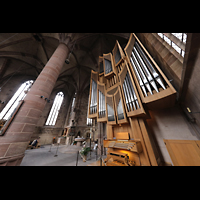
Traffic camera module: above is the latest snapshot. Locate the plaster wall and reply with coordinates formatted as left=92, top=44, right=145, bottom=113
left=146, top=105, right=198, bottom=164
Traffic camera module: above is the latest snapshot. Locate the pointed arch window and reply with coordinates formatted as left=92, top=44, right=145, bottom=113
left=0, top=80, right=34, bottom=120
left=45, top=92, right=64, bottom=126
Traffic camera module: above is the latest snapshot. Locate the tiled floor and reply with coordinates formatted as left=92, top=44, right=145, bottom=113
left=20, top=144, right=105, bottom=166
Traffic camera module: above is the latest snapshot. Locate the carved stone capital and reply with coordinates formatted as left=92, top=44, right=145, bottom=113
left=58, top=33, right=75, bottom=52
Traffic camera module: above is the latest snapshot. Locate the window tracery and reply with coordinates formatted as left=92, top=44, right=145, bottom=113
left=45, top=91, right=64, bottom=126
left=157, top=33, right=187, bottom=57
left=0, top=80, right=34, bottom=120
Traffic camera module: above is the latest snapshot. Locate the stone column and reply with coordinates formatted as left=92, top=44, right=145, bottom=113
left=0, top=34, right=72, bottom=166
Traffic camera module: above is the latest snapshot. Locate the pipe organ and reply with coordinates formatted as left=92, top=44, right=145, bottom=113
left=88, top=33, right=177, bottom=166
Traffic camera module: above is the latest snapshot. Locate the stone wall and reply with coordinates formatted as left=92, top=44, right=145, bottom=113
left=31, top=126, right=64, bottom=145
left=30, top=89, right=73, bottom=145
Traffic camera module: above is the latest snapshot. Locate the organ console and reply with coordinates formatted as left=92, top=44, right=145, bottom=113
left=103, top=132, right=142, bottom=166
left=88, top=33, right=177, bottom=166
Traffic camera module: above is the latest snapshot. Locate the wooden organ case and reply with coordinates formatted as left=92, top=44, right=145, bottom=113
left=88, top=33, right=177, bottom=166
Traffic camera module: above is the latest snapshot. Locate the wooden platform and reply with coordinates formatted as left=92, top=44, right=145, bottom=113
left=87, top=160, right=105, bottom=166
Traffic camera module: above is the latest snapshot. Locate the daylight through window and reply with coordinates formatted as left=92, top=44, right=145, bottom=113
left=45, top=92, right=64, bottom=126
left=157, top=33, right=187, bottom=57
left=0, top=80, right=34, bottom=120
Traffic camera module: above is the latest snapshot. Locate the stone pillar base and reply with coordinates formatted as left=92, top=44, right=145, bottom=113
left=0, top=153, right=24, bottom=166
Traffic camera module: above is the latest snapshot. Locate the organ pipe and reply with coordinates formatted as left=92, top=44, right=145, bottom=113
left=88, top=33, right=177, bottom=123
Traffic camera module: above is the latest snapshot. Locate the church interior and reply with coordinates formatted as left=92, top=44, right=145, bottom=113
left=0, top=33, right=200, bottom=166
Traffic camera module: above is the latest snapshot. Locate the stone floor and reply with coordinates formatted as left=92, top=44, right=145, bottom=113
left=20, top=144, right=106, bottom=166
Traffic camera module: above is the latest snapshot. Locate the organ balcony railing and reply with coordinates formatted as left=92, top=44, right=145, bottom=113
left=124, top=33, right=176, bottom=109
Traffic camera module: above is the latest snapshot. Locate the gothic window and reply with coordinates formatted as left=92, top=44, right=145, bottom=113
left=87, top=93, right=93, bottom=126
left=0, top=80, right=34, bottom=120
left=87, top=117, right=92, bottom=126
left=45, top=92, right=64, bottom=126
left=157, top=33, right=187, bottom=57
left=67, top=92, right=76, bottom=126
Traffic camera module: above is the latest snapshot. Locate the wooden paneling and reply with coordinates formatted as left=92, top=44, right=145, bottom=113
left=164, top=139, right=200, bottom=166
left=114, top=132, right=129, bottom=140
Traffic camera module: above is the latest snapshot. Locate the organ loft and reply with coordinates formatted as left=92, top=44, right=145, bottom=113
left=0, top=33, right=200, bottom=166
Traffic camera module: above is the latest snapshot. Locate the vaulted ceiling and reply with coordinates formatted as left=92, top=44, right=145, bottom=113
left=0, top=33, right=130, bottom=97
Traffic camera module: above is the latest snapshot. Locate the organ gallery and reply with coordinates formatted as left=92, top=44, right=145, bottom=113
left=88, top=33, right=177, bottom=166
left=0, top=33, right=200, bottom=166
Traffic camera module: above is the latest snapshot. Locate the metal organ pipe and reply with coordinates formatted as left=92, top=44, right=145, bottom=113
left=135, top=42, right=166, bottom=90
left=122, top=81, right=130, bottom=112
left=130, top=56, right=147, bottom=97
left=132, top=49, right=153, bottom=95
left=99, top=90, right=101, bottom=117
left=90, top=80, right=97, bottom=114
left=132, top=52, right=153, bottom=96
left=99, top=90, right=106, bottom=118
left=123, top=76, right=134, bottom=111
left=105, top=59, right=112, bottom=74
left=133, top=47, right=159, bottom=93
left=125, top=76, right=137, bottom=110
left=127, top=73, right=140, bottom=109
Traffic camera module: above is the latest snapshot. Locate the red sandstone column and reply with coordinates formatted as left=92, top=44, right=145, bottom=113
left=0, top=37, right=71, bottom=165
